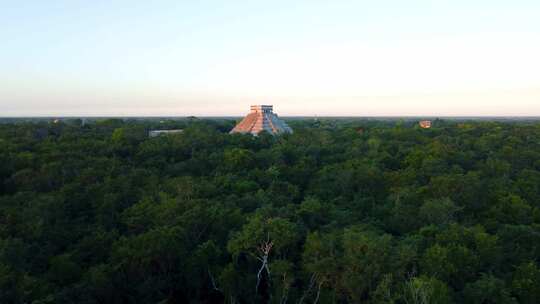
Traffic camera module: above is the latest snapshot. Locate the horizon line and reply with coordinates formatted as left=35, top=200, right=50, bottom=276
left=2, top=115, right=540, bottom=119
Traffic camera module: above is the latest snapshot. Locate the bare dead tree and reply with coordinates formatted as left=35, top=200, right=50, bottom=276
left=298, top=273, right=317, bottom=304
left=313, top=281, right=323, bottom=304
left=280, top=271, right=291, bottom=304
left=208, top=268, right=220, bottom=291
left=255, top=234, right=274, bottom=294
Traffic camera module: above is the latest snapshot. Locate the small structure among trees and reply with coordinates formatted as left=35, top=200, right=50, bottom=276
left=419, top=120, right=432, bottom=129
left=148, top=129, right=183, bottom=137
left=230, top=105, right=293, bottom=135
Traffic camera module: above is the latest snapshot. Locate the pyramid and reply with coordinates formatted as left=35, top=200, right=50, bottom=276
left=230, top=105, right=293, bottom=135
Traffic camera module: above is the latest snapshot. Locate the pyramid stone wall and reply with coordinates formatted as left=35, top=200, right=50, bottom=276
left=230, top=105, right=293, bottom=135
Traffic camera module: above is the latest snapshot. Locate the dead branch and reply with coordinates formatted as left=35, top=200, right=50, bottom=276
left=298, top=273, right=317, bottom=304
left=255, top=237, right=274, bottom=294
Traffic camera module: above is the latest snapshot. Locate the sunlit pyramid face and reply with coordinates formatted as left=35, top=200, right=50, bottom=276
left=230, top=105, right=293, bottom=136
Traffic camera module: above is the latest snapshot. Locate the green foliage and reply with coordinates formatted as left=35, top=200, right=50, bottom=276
left=403, top=275, right=451, bottom=304
left=512, top=262, right=540, bottom=304
left=227, top=213, right=299, bottom=258
left=419, top=198, right=461, bottom=226
left=0, top=118, right=539, bottom=303
left=463, top=274, right=516, bottom=304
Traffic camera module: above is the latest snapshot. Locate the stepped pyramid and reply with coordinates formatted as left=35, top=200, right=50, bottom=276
left=230, top=105, right=293, bottom=135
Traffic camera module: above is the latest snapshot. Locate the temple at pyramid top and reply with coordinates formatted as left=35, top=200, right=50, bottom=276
left=230, top=105, right=293, bottom=135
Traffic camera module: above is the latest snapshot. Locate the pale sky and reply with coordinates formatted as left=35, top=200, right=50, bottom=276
left=1, top=0, right=539, bottom=116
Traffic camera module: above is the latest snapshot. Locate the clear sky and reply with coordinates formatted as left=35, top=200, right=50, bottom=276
left=1, top=0, right=539, bottom=116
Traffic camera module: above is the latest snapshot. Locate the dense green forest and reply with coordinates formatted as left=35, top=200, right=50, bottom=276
left=1, top=118, right=540, bottom=304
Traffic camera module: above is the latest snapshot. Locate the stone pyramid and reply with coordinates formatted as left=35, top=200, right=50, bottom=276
left=230, top=105, right=293, bottom=135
